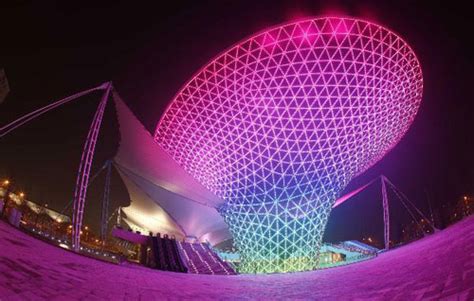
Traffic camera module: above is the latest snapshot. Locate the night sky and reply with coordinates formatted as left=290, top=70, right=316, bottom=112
left=0, top=1, right=472, bottom=243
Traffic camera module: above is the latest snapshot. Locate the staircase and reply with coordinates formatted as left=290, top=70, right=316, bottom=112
left=178, top=241, right=236, bottom=275
left=150, top=235, right=187, bottom=273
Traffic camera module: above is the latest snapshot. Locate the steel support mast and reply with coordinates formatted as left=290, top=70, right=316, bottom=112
left=381, top=175, right=390, bottom=250
left=100, top=160, right=112, bottom=245
left=72, top=82, right=112, bottom=251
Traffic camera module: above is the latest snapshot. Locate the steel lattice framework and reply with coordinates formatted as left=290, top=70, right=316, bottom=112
left=155, top=17, right=423, bottom=273
left=72, top=83, right=111, bottom=251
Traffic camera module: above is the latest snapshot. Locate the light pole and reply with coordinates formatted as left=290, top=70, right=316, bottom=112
left=1, top=179, right=11, bottom=218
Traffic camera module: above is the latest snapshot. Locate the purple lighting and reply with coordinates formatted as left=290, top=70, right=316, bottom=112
left=155, top=17, right=423, bottom=273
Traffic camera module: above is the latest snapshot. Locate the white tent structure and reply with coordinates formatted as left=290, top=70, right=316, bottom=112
left=113, top=92, right=230, bottom=245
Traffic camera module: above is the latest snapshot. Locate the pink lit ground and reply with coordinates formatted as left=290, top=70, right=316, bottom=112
left=1, top=217, right=473, bottom=300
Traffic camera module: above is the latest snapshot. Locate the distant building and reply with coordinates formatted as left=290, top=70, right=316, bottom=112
left=450, top=195, right=473, bottom=224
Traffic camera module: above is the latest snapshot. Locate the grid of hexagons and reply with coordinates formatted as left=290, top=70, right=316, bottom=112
left=155, top=17, right=423, bottom=273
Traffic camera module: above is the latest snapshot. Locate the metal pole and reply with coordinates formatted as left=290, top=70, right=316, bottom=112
left=100, top=160, right=112, bottom=244
left=0, top=83, right=107, bottom=139
left=72, top=82, right=112, bottom=251
left=425, top=189, right=436, bottom=228
left=0, top=186, right=10, bottom=219
left=381, top=175, right=390, bottom=250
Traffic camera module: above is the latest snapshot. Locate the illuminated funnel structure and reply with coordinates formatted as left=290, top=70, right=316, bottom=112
left=155, top=17, right=423, bottom=273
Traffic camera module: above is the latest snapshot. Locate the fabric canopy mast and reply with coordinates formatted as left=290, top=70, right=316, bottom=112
left=71, top=83, right=112, bottom=251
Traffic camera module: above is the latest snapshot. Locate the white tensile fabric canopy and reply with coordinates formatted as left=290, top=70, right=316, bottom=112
left=113, top=92, right=230, bottom=245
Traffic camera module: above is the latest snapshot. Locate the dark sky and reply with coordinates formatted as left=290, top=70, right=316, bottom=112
left=0, top=0, right=472, bottom=242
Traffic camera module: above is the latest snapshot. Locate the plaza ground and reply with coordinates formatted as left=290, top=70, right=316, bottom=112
left=1, top=216, right=473, bottom=300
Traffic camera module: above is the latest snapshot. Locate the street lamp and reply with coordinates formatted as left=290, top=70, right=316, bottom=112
left=1, top=179, right=12, bottom=218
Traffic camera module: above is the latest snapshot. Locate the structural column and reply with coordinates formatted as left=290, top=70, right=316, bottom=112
left=381, top=175, right=390, bottom=250
left=72, top=82, right=112, bottom=251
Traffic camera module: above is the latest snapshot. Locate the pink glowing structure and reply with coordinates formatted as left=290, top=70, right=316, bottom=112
left=156, top=17, right=423, bottom=273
